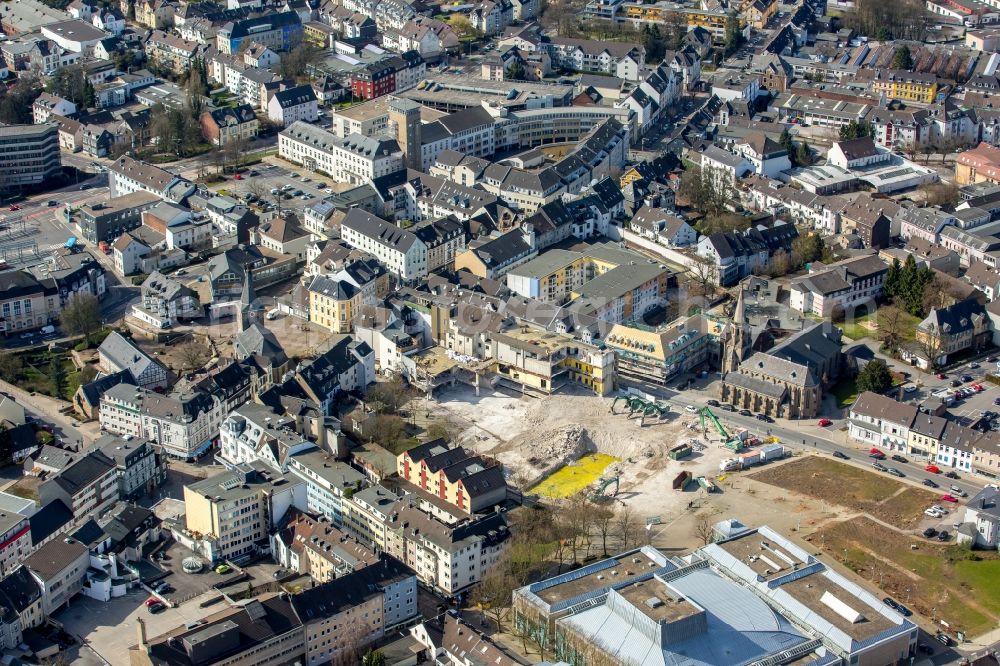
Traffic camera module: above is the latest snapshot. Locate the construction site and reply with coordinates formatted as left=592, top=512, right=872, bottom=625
left=429, top=384, right=788, bottom=528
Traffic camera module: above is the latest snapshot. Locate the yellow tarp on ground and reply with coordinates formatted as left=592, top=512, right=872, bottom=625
left=529, top=453, right=619, bottom=498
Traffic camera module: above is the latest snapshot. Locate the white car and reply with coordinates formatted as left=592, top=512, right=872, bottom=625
left=904, top=385, right=918, bottom=393
left=924, top=508, right=942, bottom=517
left=931, top=505, right=948, bottom=514
left=685, top=405, right=698, bottom=413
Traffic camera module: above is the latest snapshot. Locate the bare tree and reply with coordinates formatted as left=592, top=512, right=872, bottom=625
left=876, top=305, right=905, bottom=352
left=917, top=323, right=944, bottom=370
left=176, top=339, right=209, bottom=373
left=470, top=564, right=516, bottom=632
left=615, top=505, right=639, bottom=551
left=693, top=514, right=715, bottom=546
left=594, top=505, right=615, bottom=557
left=685, top=256, right=718, bottom=305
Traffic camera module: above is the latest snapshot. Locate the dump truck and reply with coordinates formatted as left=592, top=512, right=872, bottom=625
left=672, top=470, right=692, bottom=490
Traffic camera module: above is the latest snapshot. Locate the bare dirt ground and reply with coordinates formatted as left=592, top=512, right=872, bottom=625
left=429, top=385, right=837, bottom=541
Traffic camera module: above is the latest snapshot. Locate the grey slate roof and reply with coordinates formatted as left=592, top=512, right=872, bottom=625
left=99, top=332, right=164, bottom=380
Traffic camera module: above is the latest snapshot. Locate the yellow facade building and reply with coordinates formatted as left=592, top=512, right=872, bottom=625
left=869, top=71, right=939, bottom=104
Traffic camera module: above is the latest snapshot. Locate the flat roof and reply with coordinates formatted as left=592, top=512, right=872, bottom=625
left=617, top=578, right=701, bottom=623
left=535, top=551, right=664, bottom=605
left=717, top=530, right=808, bottom=581
left=781, top=574, right=898, bottom=642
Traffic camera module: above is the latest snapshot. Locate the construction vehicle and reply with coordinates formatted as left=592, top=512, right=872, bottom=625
left=697, top=407, right=744, bottom=451
left=610, top=394, right=670, bottom=426
left=588, top=476, right=620, bottom=501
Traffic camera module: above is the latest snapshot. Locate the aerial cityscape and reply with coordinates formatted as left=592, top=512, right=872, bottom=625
left=0, top=0, right=997, bottom=663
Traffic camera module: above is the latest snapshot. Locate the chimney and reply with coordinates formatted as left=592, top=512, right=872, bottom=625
left=137, top=617, right=149, bottom=654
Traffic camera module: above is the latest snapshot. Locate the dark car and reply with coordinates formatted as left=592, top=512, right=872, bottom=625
left=923, top=527, right=938, bottom=538
left=887, top=467, right=904, bottom=477
left=872, top=461, right=887, bottom=471
left=832, top=451, right=849, bottom=460
left=945, top=471, right=960, bottom=479
left=706, top=399, right=720, bottom=407
left=882, top=597, right=898, bottom=610
left=46, top=200, right=57, bottom=207
left=962, top=374, right=974, bottom=382
left=936, top=634, right=951, bottom=646
left=739, top=409, right=752, bottom=416
left=147, top=602, right=166, bottom=614
left=756, top=414, right=774, bottom=423
left=891, top=454, right=908, bottom=463
left=937, top=531, right=951, bottom=541
left=720, top=404, right=736, bottom=412
left=971, top=362, right=982, bottom=369
left=896, top=603, right=912, bottom=617
left=951, top=379, right=962, bottom=387
left=923, top=478, right=939, bottom=488
left=158, top=584, right=174, bottom=594
left=918, top=643, right=933, bottom=655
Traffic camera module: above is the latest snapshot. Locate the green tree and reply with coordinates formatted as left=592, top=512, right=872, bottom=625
left=891, top=45, right=913, bottom=70
left=795, top=140, right=811, bottom=166
left=642, top=23, right=666, bottom=63
left=60, top=293, right=102, bottom=344
left=362, top=650, right=386, bottom=666
left=779, top=127, right=795, bottom=156
left=884, top=257, right=902, bottom=297
left=791, top=233, right=825, bottom=267
left=856, top=358, right=893, bottom=394
left=839, top=120, right=873, bottom=141
left=83, top=79, right=95, bottom=109
left=506, top=60, right=526, bottom=81
left=49, top=356, right=65, bottom=398
left=724, top=11, right=744, bottom=56
left=0, top=353, right=22, bottom=380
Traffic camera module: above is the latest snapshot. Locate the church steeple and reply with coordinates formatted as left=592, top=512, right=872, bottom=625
left=237, top=269, right=263, bottom=331
left=722, top=287, right=751, bottom=374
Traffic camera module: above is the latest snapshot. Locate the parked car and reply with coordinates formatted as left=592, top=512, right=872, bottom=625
left=873, top=461, right=887, bottom=471
left=887, top=467, right=904, bottom=477
left=720, top=404, right=736, bottom=412
left=924, top=508, right=942, bottom=517
left=832, top=450, right=849, bottom=460
left=962, top=374, right=974, bottom=382
left=869, top=448, right=886, bottom=459
left=923, top=527, right=938, bottom=538
left=685, top=405, right=697, bottom=413
left=215, top=564, right=232, bottom=574
left=936, top=634, right=951, bottom=646
left=950, top=485, right=967, bottom=497
left=923, top=479, right=939, bottom=488
left=936, top=373, right=947, bottom=379
left=739, top=409, right=752, bottom=416
left=144, top=597, right=160, bottom=607
left=882, top=597, right=899, bottom=610
left=945, top=471, right=960, bottom=479
left=891, top=454, right=908, bottom=463
left=918, top=643, right=933, bottom=655
left=951, top=380, right=962, bottom=387
left=46, top=200, right=57, bottom=207
left=706, top=399, right=720, bottom=407
left=937, top=530, right=950, bottom=541
left=971, top=362, right=981, bottom=369
left=756, top=414, right=773, bottom=423
left=941, top=494, right=959, bottom=503
left=904, top=385, right=918, bottom=393
left=931, top=505, right=948, bottom=514
left=147, top=602, right=166, bottom=613
left=818, top=418, right=832, bottom=426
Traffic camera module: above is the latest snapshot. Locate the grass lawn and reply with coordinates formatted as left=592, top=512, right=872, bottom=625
left=15, top=349, right=82, bottom=401
left=813, top=517, right=1000, bottom=637
left=840, top=313, right=874, bottom=341
left=831, top=377, right=860, bottom=408
left=752, top=457, right=938, bottom=529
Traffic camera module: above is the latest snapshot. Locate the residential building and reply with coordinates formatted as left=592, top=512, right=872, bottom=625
left=271, top=510, right=378, bottom=581
left=0, top=514, right=31, bottom=580
left=23, top=536, right=89, bottom=615
left=0, top=271, right=56, bottom=336
left=848, top=391, right=919, bottom=452
left=136, top=272, right=201, bottom=327
left=144, top=30, right=199, bottom=74
left=37, top=449, right=118, bottom=519
left=286, top=448, right=365, bottom=526
left=32, top=93, right=75, bottom=124
left=200, top=104, right=258, bottom=145
left=76, top=191, right=161, bottom=244
left=732, top=132, right=791, bottom=178
left=339, top=209, right=427, bottom=280
left=97, top=331, right=168, bottom=389
left=869, top=70, right=939, bottom=104
left=216, top=11, right=303, bottom=54
left=108, top=155, right=195, bottom=203
left=454, top=226, right=537, bottom=280
left=957, top=142, right=1000, bottom=186
left=397, top=440, right=507, bottom=514
left=129, top=594, right=306, bottom=666
left=958, top=485, right=1000, bottom=548
left=789, top=254, right=888, bottom=318
left=910, top=298, right=991, bottom=368
left=96, top=434, right=164, bottom=500
left=289, top=557, right=417, bottom=664
left=182, top=462, right=302, bottom=563
left=217, top=402, right=314, bottom=472
left=267, top=84, right=318, bottom=126
left=0, top=567, right=42, bottom=649
left=542, top=38, right=645, bottom=81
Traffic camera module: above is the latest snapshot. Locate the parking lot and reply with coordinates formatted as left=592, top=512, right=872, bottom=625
left=56, top=589, right=229, bottom=666
left=148, top=541, right=246, bottom=604
left=213, top=161, right=347, bottom=217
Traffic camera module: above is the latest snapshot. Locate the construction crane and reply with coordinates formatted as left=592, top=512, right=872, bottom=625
left=588, top=476, right=620, bottom=501
left=697, top=407, right=744, bottom=452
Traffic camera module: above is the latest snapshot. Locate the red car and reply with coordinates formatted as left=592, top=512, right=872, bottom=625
left=7, top=205, right=19, bottom=212
left=941, top=494, right=959, bottom=503
left=869, top=448, right=886, bottom=459
left=234, top=173, right=242, bottom=180
left=926, top=465, right=941, bottom=474
left=144, top=597, right=159, bottom=607
left=818, top=418, right=832, bottom=427
left=974, top=384, right=984, bottom=392
left=936, top=373, right=947, bottom=379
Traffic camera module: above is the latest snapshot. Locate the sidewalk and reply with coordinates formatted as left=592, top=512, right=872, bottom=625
left=0, top=377, right=99, bottom=449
